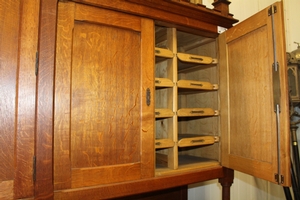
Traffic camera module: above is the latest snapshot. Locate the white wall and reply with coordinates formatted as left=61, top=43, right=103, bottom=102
left=188, top=0, right=300, bottom=199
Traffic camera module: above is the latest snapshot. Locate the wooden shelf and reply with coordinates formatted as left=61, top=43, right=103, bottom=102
left=178, top=155, right=219, bottom=169
left=155, top=108, right=174, bottom=118
left=177, top=54, right=217, bottom=71
left=177, top=108, right=218, bottom=117
left=177, top=79, right=218, bottom=90
left=155, top=47, right=174, bottom=58
left=177, top=52, right=213, bottom=64
left=155, top=139, right=175, bottom=149
left=156, top=155, right=220, bottom=176
left=177, top=135, right=216, bottom=147
left=155, top=47, right=174, bottom=63
left=155, top=78, right=174, bottom=88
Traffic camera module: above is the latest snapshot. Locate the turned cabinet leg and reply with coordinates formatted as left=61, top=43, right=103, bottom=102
left=219, top=168, right=234, bottom=200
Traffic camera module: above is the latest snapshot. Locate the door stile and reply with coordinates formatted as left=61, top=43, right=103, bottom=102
left=140, top=17, right=155, bottom=178
left=34, top=0, right=58, bottom=198
left=269, top=3, right=283, bottom=185
left=269, top=2, right=290, bottom=186
left=53, top=1, right=75, bottom=190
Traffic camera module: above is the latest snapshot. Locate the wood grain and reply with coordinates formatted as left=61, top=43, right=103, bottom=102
left=74, top=3, right=141, bottom=32
left=54, top=167, right=224, bottom=200
left=0, top=180, right=13, bottom=200
left=0, top=0, right=39, bottom=198
left=54, top=2, right=74, bottom=190
left=14, top=0, right=39, bottom=198
left=140, top=18, right=155, bottom=178
left=35, top=0, right=57, bottom=198
left=71, top=163, right=141, bottom=188
left=0, top=0, right=19, bottom=183
left=74, top=0, right=235, bottom=37
left=70, top=20, right=141, bottom=168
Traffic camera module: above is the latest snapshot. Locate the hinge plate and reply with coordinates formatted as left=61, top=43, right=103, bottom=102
left=280, top=175, right=284, bottom=184
left=217, top=26, right=227, bottom=34
left=275, top=174, right=284, bottom=184
left=35, top=51, right=39, bottom=76
left=146, top=88, right=151, bottom=106
left=275, top=173, right=279, bottom=182
left=33, top=155, right=36, bottom=182
left=273, top=62, right=281, bottom=111
left=268, top=5, right=277, bottom=16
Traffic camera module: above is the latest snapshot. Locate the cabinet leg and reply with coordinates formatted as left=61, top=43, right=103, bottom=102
left=219, top=168, right=234, bottom=200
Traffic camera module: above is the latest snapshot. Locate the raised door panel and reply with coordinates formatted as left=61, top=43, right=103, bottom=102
left=54, top=2, right=154, bottom=190
left=219, top=2, right=290, bottom=186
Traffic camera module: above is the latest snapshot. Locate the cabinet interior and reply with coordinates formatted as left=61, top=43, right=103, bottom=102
left=155, top=26, right=220, bottom=176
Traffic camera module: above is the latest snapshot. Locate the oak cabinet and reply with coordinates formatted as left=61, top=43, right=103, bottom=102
left=0, top=0, right=291, bottom=199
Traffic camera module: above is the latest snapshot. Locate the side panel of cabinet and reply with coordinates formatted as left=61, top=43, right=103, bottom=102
left=219, top=2, right=290, bottom=186
left=0, top=1, right=20, bottom=198
left=0, top=0, right=39, bottom=199
left=54, top=2, right=154, bottom=190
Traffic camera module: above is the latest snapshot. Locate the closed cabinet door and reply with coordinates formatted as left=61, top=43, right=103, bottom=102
left=54, top=2, right=154, bottom=191
left=0, top=0, right=38, bottom=199
left=219, top=2, right=290, bottom=186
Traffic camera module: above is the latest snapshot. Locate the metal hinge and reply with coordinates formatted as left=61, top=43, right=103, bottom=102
left=273, top=61, right=279, bottom=72
left=268, top=5, right=277, bottom=16
left=146, top=88, right=151, bottom=106
left=269, top=2, right=282, bottom=186
left=33, top=155, right=36, bottom=182
left=275, top=174, right=284, bottom=184
left=35, top=51, right=39, bottom=76
left=273, top=62, right=281, bottom=111
left=217, top=26, right=227, bottom=34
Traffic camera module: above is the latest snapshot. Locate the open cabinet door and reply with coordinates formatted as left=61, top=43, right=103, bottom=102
left=219, top=1, right=291, bottom=186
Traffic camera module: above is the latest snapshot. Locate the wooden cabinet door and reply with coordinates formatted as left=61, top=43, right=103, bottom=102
left=0, top=2, right=20, bottom=199
left=0, top=0, right=39, bottom=199
left=219, top=2, right=290, bottom=186
left=54, top=2, right=154, bottom=190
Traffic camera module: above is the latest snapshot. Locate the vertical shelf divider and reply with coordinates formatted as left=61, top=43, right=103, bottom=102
left=168, top=28, right=178, bottom=170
